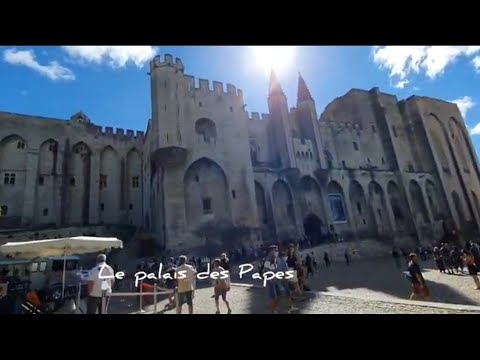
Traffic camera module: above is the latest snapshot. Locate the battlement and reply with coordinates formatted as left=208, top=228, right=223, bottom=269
left=150, top=54, right=184, bottom=73
left=92, top=125, right=145, bottom=140
left=182, top=74, right=244, bottom=99
left=150, top=53, right=245, bottom=100
left=247, top=112, right=270, bottom=121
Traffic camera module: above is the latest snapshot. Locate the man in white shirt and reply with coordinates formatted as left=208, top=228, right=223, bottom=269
left=175, top=255, right=197, bottom=314
left=87, top=254, right=115, bottom=314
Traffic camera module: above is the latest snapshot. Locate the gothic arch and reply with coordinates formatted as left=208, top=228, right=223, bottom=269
left=254, top=181, right=268, bottom=225
left=35, top=139, right=59, bottom=225
left=368, top=181, right=392, bottom=235
left=349, top=180, right=374, bottom=236
left=471, top=190, right=480, bottom=222
left=303, top=213, right=323, bottom=241
left=272, top=179, right=296, bottom=239
left=0, top=134, right=28, bottom=170
left=387, top=181, right=408, bottom=231
left=452, top=190, right=467, bottom=228
left=0, top=134, right=28, bottom=220
left=67, top=141, right=91, bottom=225
left=300, top=176, right=325, bottom=221
left=448, top=117, right=471, bottom=171
left=184, top=157, right=230, bottom=229
left=425, top=179, right=445, bottom=220
left=409, top=180, right=430, bottom=224
left=427, top=113, right=451, bottom=174
left=38, top=139, right=58, bottom=175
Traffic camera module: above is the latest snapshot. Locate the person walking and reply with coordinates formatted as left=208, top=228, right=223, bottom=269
left=407, top=253, right=430, bottom=301
left=344, top=250, right=350, bottom=266
left=324, top=252, right=330, bottom=268
left=212, top=259, right=232, bottom=314
left=264, top=246, right=297, bottom=314
left=86, top=254, right=115, bottom=314
left=175, top=255, right=197, bottom=314
left=463, top=249, right=480, bottom=289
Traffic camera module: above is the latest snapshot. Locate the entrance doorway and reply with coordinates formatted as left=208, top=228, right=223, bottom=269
left=303, top=213, right=323, bottom=244
left=140, top=236, right=155, bottom=258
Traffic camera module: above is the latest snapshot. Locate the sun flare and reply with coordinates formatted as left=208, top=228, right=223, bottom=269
left=249, top=46, right=296, bottom=75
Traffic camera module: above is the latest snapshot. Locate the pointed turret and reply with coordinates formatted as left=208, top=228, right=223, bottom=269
left=297, top=72, right=313, bottom=104
left=267, top=69, right=294, bottom=168
left=269, top=70, right=285, bottom=97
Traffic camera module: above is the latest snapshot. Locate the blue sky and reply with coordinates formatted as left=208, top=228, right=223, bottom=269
left=2, top=46, right=480, bottom=154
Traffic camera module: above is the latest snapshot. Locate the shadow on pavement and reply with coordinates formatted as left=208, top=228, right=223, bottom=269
left=245, top=284, right=316, bottom=314
left=304, top=257, right=478, bottom=306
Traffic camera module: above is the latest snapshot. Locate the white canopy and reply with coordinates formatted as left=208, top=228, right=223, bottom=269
left=0, top=236, right=123, bottom=259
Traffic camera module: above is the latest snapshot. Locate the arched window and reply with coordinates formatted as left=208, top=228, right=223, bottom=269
left=195, top=118, right=217, bottom=143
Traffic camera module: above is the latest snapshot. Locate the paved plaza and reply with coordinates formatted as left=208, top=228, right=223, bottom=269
left=303, top=257, right=480, bottom=307
left=103, top=256, right=480, bottom=314
left=128, top=286, right=479, bottom=314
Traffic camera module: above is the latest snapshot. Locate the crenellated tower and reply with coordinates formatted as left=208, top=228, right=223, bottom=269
left=149, top=54, right=188, bottom=167
left=267, top=70, right=296, bottom=168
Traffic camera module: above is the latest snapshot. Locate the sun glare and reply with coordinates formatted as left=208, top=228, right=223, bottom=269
left=249, top=46, right=297, bottom=75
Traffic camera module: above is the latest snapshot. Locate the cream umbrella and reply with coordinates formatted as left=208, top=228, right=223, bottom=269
left=0, top=236, right=123, bottom=299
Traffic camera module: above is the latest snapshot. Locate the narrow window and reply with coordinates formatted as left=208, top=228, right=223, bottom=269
left=202, top=197, right=212, bottom=213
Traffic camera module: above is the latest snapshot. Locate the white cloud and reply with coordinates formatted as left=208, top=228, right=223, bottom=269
left=450, top=96, right=475, bottom=119
left=61, top=46, right=158, bottom=68
left=469, top=123, right=480, bottom=136
left=3, top=48, right=75, bottom=81
left=393, top=79, right=409, bottom=89
left=472, top=56, right=480, bottom=72
left=372, top=46, right=480, bottom=85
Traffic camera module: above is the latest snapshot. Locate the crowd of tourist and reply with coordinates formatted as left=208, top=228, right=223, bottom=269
left=130, top=237, right=341, bottom=314
left=89, top=225, right=480, bottom=314
left=430, top=241, right=480, bottom=289
left=392, top=235, right=480, bottom=303
left=133, top=252, right=232, bottom=314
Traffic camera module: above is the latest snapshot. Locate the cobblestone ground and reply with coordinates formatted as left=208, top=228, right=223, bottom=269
left=125, top=286, right=477, bottom=314
left=233, top=257, right=480, bottom=307
left=305, top=257, right=480, bottom=306
left=103, top=256, right=480, bottom=314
